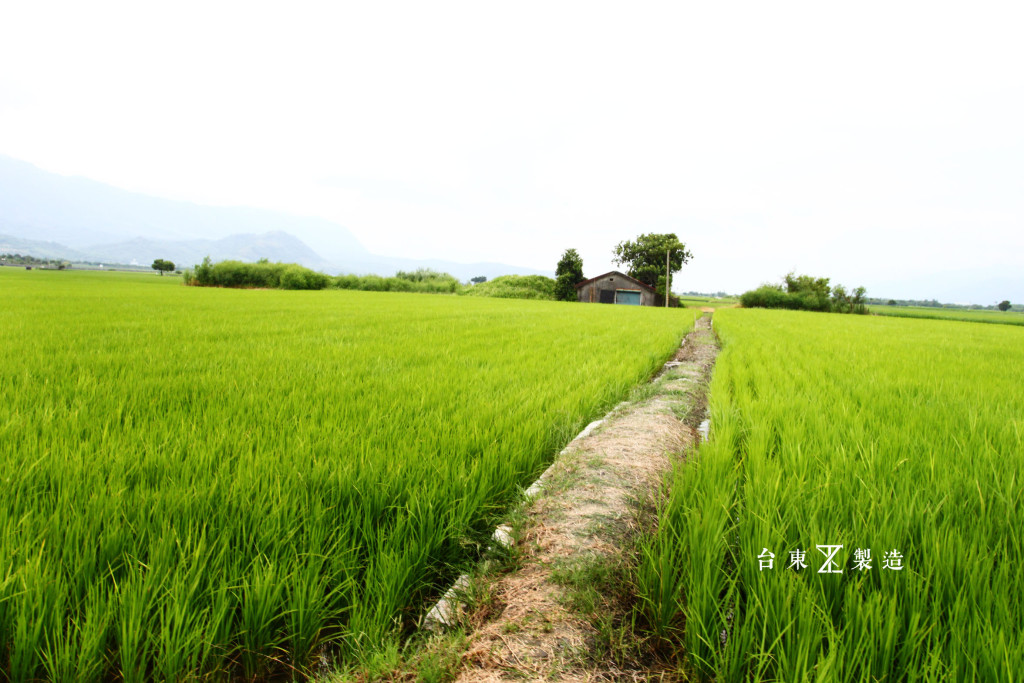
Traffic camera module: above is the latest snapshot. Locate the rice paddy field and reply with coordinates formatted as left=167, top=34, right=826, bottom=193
left=637, top=308, right=1024, bottom=682
left=0, top=268, right=694, bottom=681
left=677, top=295, right=739, bottom=308
left=869, top=305, right=1024, bottom=326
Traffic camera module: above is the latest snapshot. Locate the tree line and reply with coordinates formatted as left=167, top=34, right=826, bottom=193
left=741, top=273, right=868, bottom=314
left=184, top=258, right=464, bottom=292
left=180, top=232, right=698, bottom=304
left=1, top=253, right=71, bottom=269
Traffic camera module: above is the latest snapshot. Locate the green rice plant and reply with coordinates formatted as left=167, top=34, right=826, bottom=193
left=40, top=583, right=110, bottom=683
left=238, top=555, right=288, bottom=678
left=676, top=295, right=738, bottom=307
left=9, top=553, right=61, bottom=683
left=0, top=268, right=693, bottom=680
left=637, top=308, right=1024, bottom=682
left=869, top=304, right=1024, bottom=326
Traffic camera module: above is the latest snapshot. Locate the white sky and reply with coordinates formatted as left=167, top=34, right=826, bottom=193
left=2, top=1, right=1023, bottom=302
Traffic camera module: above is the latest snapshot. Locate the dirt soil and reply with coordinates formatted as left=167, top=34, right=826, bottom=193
left=450, top=316, right=720, bottom=682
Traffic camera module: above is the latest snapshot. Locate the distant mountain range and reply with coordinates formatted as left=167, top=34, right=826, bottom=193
left=0, top=155, right=547, bottom=280
left=0, top=230, right=331, bottom=269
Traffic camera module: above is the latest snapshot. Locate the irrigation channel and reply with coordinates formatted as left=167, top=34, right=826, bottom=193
left=425, top=314, right=719, bottom=682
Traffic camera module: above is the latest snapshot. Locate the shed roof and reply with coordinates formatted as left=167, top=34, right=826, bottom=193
left=574, top=270, right=657, bottom=293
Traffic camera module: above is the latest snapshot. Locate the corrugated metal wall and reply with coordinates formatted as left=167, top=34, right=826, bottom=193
left=577, top=273, right=655, bottom=306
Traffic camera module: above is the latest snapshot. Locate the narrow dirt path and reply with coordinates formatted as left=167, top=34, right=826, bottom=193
left=452, top=316, right=720, bottom=682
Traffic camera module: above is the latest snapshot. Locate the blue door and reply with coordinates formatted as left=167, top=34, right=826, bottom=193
left=615, top=290, right=641, bottom=305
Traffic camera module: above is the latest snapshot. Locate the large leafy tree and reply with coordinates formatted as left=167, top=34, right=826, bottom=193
left=612, top=233, right=692, bottom=293
left=151, top=258, right=175, bottom=275
left=554, top=248, right=584, bottom=301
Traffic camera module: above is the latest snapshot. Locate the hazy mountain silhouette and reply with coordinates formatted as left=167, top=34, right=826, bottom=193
left=0, top=155, right=548, bottom=279
left=0, top=155, right=366, bottom=257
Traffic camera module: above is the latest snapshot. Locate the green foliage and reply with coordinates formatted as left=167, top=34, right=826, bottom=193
left=394, top=268, right=449, bottom=283
left=636, top=309, right=1024, bottom=681
left=612, top=233, right=693, bottom=292
left=280, top=265, right=330, bottom=290
left=783, top=272, right=832, bottom=310
left=332, top=270, right=460, bottom=294
left=182, top=257, right=329, bottom=290
left=554, top=248, right=584, bottom=302
left=999, top=300, right=1012, bottom=312
left=459, top=274, right=557, bottom=300
left=0, top=253, right=69, bottom=269
left=0, top=267, right=691, bottom=680
left=151, top=258, right=175, bottom=275
left=740, top=272, right=866, bottom=314
left=831, top=284, right=868, bottom=314
left=739, top=284, right=802, bottom=310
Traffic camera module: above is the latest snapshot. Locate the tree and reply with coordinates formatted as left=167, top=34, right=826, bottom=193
left=998, top=300, right=1012, bottom=311
left=470, top=276, right=487, bottom=285
left=785, top=272, right=833, bottom=311
left=612, top=233, right=692, bottom=298
left=741, top=272, right=867, bottom=314
left=151, top=259, right=175, bottom=275
left=554, top=248, right=584, bottom=301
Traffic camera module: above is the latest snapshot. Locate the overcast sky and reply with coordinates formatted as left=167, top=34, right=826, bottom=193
left=2, top=1, right=1022, bottom=302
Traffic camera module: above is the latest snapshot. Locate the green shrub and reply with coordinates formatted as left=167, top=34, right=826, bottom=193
left=741, top=273, right=866, bottom=314
left=357, top=275, right=387, bottom=292
left=185, top=257, right=330, bottom=290
left=394, top=268, right=446, bottom=282
left=460, top=275, right=556, bottom=301
left=331, top=271, right=461, bottom=294
left=740, top=285, right=800, bottom=310
left=334, top=274, right=360, bottom=290
left=279, top=266, right=328, bottom=290
left=384, top=277, right=414, bottom=292
left=187, top=260, right=460, bottom=295
left=279, top=266, right=307, bottom=290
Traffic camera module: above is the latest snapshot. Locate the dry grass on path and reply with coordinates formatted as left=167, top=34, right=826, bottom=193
left=452, top=318, right=719, bottom=682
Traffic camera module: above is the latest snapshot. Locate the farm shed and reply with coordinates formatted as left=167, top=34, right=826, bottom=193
left=575, top=271, right=657, bottom=306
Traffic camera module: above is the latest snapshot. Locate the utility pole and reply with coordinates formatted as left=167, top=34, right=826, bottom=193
left=665, top=247, right=671, bottom=308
